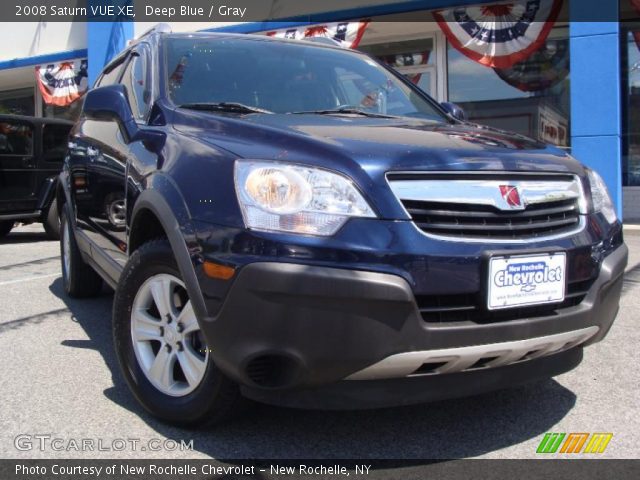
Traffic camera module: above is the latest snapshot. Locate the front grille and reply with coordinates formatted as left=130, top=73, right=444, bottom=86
left=402, top=198, right=581, bottom=240
left=387, top=172, right=586, bottom=241
left=417, top=277, right=595, bottom=325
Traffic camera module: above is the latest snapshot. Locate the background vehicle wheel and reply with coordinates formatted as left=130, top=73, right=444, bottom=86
left=60, top=207, right=103, bottom=297
left=43, top=200, right=60, bottom=240
left=0, top=220, right=13, bottom=238
left=113, top=239, right=244, bottom=427
left=103, top=192, right=126, bottom=229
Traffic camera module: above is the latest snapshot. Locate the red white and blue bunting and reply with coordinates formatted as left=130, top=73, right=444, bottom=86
left=433, top=0, right=563, bottom=69
left=36, top=59, right=88, bottom=107
left=265, top=21, right=370, bottom=49
left=379, top=51, right=431, bottom=85
left=380, top=52, right=430, bottom=68
left=493, top=36, right=569, bottom=92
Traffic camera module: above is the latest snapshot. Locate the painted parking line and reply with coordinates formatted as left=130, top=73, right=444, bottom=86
left=0, top=273, right=59, bottom=286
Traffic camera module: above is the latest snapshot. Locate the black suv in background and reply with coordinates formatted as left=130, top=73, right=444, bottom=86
left=0, top=115, right=72, bottom=239
left=58, top=29, right=627, bottom=426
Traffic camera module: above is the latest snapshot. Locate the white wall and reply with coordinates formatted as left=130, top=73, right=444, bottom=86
left=0, top=22, right=86, bottom=62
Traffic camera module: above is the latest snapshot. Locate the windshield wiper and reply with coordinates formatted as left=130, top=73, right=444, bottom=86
left=289, top=107, right=398, bottom=118
left=179, top=102, right=273, bottom=114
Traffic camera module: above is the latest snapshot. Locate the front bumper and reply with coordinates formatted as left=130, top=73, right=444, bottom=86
left=199, top=242, right=627, bottom=403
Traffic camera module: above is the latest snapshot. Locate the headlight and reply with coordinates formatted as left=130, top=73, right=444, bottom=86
left=234, top=160, right=376, bottom=236
left=586, top=168, right=617, bottom=224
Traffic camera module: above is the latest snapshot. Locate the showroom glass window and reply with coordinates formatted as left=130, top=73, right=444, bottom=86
left=447, top=26, right=571, bottom=148
left=359, top=37, right=437, bottom=98
left=42, top=98, right=82, bottom=121
left=0, top=88, right=34, bottom=116
left=622, top=0, right=640, bottom=186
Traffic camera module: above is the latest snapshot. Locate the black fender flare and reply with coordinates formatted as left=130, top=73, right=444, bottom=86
left=37, top=175, right=59, bottom=213
left=56, top=171, right=75, bottom=223
left=129, top=175, right=210, bottom=322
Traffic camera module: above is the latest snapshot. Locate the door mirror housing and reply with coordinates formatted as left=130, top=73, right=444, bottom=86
left=82, top=85, right=139, bottom=142
left=441, top=102, right=467, bottom=122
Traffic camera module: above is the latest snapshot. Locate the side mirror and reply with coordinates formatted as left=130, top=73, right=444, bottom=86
left=82, top=85, right=138, bottom=142
left=441, top=102, right=467, bottom=122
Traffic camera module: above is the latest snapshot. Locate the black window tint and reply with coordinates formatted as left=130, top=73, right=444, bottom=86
left=122, top=48, right=151, bottom=120
left=0, top=121, right=33, bottom=155
left=42, top=124, right=71, bottom=161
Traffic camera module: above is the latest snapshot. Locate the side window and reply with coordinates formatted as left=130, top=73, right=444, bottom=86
left=42, top=124, right=71, bottom=161
left=96, top=59, right=125, bottom=87
left=0, top=121, right=33, bottom=156
left=121, top=46, right=151, bottom=121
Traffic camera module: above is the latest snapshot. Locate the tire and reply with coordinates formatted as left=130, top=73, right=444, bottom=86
left=0, top=221, right=13, bottom=238
left=43, top=200, right=60, bottom=240
left=60, top=207, right=103, bottom=297
left=113, top=239, right=243, bottom=427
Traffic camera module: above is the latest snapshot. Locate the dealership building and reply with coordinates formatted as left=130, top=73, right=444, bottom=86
left=0, top=0, right=638, bottom=219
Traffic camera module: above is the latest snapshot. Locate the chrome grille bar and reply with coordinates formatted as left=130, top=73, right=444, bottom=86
left=387, top=173, right=587, bottom=242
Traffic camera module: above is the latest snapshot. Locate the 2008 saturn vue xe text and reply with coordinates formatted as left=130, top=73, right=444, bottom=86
left=57, top=28, right=628, bottom=426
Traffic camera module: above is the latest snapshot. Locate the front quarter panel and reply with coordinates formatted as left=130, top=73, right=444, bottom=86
left=162, top=127, right=244, bottom=227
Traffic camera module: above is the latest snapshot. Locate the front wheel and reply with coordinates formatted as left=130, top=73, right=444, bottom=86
left=112, top=239, right=243, bottom=427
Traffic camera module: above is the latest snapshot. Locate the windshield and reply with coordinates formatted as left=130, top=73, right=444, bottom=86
left=164, top=36, right=448, bottom=122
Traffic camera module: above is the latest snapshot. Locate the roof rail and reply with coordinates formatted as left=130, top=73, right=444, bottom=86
left=136, top=23, right=172, bottom=40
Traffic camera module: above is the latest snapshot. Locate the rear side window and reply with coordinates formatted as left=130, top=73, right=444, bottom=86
left=0, top=121, right=33, bottom=155
left=42, top=124, right=71, bottom=161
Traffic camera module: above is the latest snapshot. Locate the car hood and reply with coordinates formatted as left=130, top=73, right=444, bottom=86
left=173, top=110, right=582, bottom=176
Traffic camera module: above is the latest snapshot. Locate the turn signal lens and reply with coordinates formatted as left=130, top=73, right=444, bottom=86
left=203, top=261, right=235, bottom=280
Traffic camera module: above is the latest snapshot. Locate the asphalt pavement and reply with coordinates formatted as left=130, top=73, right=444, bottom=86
left=0, top=223, right=638, bottom=460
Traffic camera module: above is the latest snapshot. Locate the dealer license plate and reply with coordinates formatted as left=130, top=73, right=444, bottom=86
left=487, top=253, right=566, bottom=310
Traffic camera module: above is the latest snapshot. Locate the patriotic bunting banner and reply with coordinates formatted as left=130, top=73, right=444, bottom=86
left=433, top=0, right=563, bottom=69
left=493, top=37, right=569, bottom=92
left=380, top=51, right=430, bottom=68
left=265, top=21, right=370, bottom=49
left=379, top=51, right=431, bottom=85
left=36, top=59, right=88, bottom=107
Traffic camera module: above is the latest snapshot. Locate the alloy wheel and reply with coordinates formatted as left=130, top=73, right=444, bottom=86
left=130, top=274, right=209, bottom=396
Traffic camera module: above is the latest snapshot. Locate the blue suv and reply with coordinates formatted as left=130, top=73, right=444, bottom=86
left=58, top=28, right=627, bottom=426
